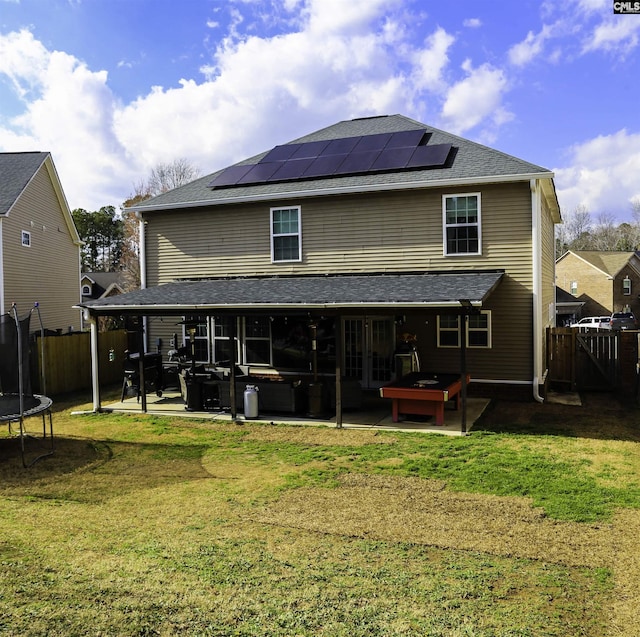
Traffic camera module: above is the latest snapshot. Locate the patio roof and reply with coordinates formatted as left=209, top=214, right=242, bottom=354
left=78, top=270, right=505, bottom=316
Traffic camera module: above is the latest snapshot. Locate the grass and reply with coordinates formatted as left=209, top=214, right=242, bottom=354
left=0, top=388, right=638, bottom=635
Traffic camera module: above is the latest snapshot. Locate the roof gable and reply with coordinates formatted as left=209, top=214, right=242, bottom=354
left=0, top=152, right=49, bottom=216
left=129, top=114, right=556, bottom=213
left=563, top=251, right=637, bottom=277
left=0, top=152, right=81, bottom=245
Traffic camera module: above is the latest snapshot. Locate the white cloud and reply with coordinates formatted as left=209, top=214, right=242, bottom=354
left=0, top=1, right=514, bottom=210
left=508, top=25, right=554, bottom=66
left=583, top=18, right=640, bottom=54
left=411, top=27, right=455, bottom=92
left=463, top=18, right=482, bottom=29
left=554, top=130, right=640, bottom=219
left=440, top=61, right=511, bottom=134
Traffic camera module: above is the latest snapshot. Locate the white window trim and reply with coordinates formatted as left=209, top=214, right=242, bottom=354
left=181, top=316, right=211, bottom=364
left=212, top=317, right=240, bottom=364
left=270, top=206, right=302, bottom=263
left=436, top=315, right=460, bottom=348
left=242, top=317, right=272, bottom=366
left=623, top=277, right=632, bottom=295
left=81, top=284, right=91, bottom=295
left=21, top=230, right=31, bottom=247
left=442, top=193, right=481, bottom=257
left=437, top=311, right=492, bottom=349
left=467, top=310, right=492, bottom=348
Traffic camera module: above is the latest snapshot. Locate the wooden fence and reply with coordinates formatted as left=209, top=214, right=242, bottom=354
left=546, top=327, right=639, bottom=395
left=32, top=330, right=129, bottom=395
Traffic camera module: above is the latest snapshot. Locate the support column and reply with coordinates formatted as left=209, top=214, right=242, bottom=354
left=335, top=314, right=343, bottom=429
left=229, top=316, right=238, bottom=421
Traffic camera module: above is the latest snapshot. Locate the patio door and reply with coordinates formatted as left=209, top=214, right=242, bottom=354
left=343, top=316, right=395, bottom=388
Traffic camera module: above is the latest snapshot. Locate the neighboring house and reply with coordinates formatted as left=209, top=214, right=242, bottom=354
left=0, top=152, right=82, bottom=332
left=555, top=285, right=585, bottom=326
left=81, top=272, right=126, bottom=302
left=555, top=250, right=640, bottom=318
left=80, top=272, right=126, bottom=330
left=80, top=114, right=561, bottom=405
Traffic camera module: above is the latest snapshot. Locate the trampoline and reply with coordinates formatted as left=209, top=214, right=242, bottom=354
left=0, top=303, right=54, bottom=467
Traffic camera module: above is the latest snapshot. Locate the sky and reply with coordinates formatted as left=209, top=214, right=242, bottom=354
left=1, top=0, right=640, bottom=222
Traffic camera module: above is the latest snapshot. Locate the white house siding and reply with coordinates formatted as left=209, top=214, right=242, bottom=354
left=3, top=163, right=80, bottom=332
left=143, top=181, right=535, bottom=383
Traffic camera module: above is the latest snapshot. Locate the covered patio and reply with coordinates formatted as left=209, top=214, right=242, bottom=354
left=99, top=388, right=491, bottom=436
left=78, top=270, right=504, bottom=435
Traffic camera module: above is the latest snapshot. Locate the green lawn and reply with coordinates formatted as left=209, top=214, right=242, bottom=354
left=0, top=390, right=638, bottom=636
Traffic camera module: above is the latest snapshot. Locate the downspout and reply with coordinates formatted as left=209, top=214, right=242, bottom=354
left=0, top=219, right=4, bottom=316
left=531, top=179, right=544, bottom=403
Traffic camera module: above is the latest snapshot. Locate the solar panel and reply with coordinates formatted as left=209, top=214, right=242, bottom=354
left=321, top=136, right=361, bottom=156
left=208, top=129, right=453, bottom=189
left=236, top=162, right=282, bottom=184
left=261, top=144, right=302, bottom=163
left=386, top=129, right=427, bottom=148
left=268, top=158, right=315, bottom=181
left=334, top=150, right=381, bottom=174
left=353, top=133, right=393, bottom=152
left=371, top=147, right=415, bottom=171
left=407, top=143, right=452, bottom=168
left=290, top=140, right=330, bottom=159
left=303, top=154, right=348, bottom=178
left=207, top=164, right=254, bottom=188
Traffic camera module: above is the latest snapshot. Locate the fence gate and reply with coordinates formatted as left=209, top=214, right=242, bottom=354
left=547, top=327, right=619, bottom=391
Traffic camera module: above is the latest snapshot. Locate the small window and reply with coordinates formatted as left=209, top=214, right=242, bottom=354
left=467, top=311, right=491, bottom=348
left=443, top=194, right=481, bottom=256
left=437, top=311, right=492, bottom=348
left=570, top=281, right=578, bottom=296
left=437, top=315, right=460, bottom=348
left=21, top=231, right=31, bottom=247
left=271, top=207, right=301, bottom=262
left=623, top=277, right=632, bottom=295
left=81, top=284, right=91, bottom=296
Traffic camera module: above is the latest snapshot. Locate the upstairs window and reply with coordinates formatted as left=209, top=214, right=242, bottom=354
left=570, top=281, right=578, bottom=296
left=443, top=194, right=481, bottom=256
left=271, top=207, right=301, bottom=262
left=21, top=230, right=31, bottom=247
left=623, top=276, right=632, bottom=295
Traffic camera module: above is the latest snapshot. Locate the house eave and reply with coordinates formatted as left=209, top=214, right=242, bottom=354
left=127, top=172, right=555, bottom=214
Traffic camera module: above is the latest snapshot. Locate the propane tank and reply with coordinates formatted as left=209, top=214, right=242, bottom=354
left=244, top=384, right=259, bottom=419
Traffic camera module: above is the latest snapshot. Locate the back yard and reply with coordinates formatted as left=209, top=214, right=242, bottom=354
left=1, top=390, right=639, bottom=636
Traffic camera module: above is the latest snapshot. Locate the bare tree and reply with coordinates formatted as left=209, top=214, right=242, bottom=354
left=118, top=158, right=202, bottom=290
left=147, top=158, right=201, bottom=196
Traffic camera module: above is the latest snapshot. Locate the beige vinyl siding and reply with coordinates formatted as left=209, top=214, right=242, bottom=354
left=144, top=181, right=535, bottom=383
left=145, top=183, right=533, bottom=282
left=2, top=164, right=81, bottom=331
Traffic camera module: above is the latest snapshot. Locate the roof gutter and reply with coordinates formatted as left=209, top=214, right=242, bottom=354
left=76, top=299, right=485, bottom=315
left=127, top=172, right=555, bottom=214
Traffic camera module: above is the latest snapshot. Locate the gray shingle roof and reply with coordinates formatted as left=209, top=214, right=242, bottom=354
left=79, top=270, right=504, bottom=315
left=130, top=115, right=552, bottom=212
left=0, top=152, right=49, bottom=215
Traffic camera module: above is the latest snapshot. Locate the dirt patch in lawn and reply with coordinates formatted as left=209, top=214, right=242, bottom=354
left=254, top=473, right=640, bottom=637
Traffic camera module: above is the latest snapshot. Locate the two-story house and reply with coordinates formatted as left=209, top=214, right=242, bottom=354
left=80, top=114, right=560, bottom=413
left=0, top=152, right=82, bottom=332
left=556, top=250, right=640, bottom=319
